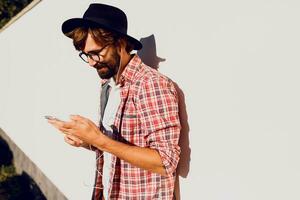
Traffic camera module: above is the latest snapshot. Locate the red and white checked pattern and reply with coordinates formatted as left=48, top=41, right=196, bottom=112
left=93, top=55, right=181, bottom=200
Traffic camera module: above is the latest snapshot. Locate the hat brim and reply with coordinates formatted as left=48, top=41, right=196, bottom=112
left=62, top=18, right=142, bottom=50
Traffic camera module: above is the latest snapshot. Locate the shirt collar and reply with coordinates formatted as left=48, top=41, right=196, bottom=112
left=119, top=54, right=142, bottom=85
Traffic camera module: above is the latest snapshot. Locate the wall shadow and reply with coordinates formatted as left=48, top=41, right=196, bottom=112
left=137, top=34, right=165, bottom=70
left=0, top=136, right=46, bottom=200
left=173, top=83, right=190, bottom=200
left=137, top=35, right=191, bottom=200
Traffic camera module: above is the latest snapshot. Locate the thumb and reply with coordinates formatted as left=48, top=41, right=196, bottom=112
left=70, top=114, right=81, bottom=121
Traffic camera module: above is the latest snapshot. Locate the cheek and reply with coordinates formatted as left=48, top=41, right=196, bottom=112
left=108, top=48, right=120, bottom=64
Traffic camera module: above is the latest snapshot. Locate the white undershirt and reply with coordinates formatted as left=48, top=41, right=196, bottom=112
left=101, top=78, right=121, bottom=199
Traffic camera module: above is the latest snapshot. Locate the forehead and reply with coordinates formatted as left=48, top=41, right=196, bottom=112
left=83, top=33, right=103, bottom=53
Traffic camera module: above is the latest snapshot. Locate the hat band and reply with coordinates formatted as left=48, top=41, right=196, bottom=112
left=84, top=17, right=127, bottom=34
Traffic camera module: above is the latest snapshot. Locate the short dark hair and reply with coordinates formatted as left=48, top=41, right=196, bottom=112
left=65, top=27, right=134, bottom=53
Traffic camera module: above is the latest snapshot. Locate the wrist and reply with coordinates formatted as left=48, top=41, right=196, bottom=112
left=93, top=133, right=111, bottom=152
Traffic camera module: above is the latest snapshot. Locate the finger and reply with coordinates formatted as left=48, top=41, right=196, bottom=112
left=48, top=119, right=64, bottom=127
left=64, top=135, right=83, bottom=147
left=64, top=135, right=76, bottom=146
left=61, top=121, right=77, bottom=129
left=70, top=115, right=90, bottom=124
left=58, top=128, right=70, bottom=135
left=66, top=134, right=83, bottom=144
left=48, top=120, right=65, bottom=131
left=49, top=121, right=73, bottom=135
left=70, top=115, right=90, bottom=128
left=70, top=114, right=83, bottom=121
left=48, top=119, right=75, bottom=130
left=69, top=115, right=80, bottom=122
left=51, top=123, right=70, bottom=133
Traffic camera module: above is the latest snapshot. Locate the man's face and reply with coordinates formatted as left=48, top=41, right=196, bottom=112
left=83, top=33, right=120, bottom=79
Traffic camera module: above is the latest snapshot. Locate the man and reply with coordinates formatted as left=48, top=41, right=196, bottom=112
left=48, top=3, right=181, bottom=200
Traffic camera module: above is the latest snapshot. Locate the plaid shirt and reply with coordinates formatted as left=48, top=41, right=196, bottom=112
left=93, top=55, right=181, bottom=200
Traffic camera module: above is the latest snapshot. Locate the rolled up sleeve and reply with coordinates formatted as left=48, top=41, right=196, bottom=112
left=136, top=75, right=181, bottom=176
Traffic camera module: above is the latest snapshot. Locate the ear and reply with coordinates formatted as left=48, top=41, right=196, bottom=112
left=116, top=38, right=127, bottom=54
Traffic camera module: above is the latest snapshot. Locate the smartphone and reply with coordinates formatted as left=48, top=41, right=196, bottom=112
left=44, top=115, right=63, bottom=122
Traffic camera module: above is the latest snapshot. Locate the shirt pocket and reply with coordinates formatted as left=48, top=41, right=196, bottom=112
left=120, top=99, right=143, bottom=145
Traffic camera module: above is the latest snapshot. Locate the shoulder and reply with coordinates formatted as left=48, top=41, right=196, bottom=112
left=131, top=63, right=177, bottom=99
left=135, top=63, right=173, bottom=88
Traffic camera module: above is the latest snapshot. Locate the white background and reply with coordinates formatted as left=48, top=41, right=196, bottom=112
left=1, top=0, right=300, bottom=199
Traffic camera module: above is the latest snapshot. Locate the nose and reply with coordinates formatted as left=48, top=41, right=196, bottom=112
left=88, top=57, right=97, bottom=67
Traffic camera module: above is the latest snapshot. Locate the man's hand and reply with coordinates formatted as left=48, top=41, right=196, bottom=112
left=47, top=115, right=167, bottom=176
left=64, top=134, right=83, bottom=147
left=47, top=115, right=103, bottom=148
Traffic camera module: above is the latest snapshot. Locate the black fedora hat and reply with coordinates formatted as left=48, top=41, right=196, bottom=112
left=61, top=3, right=142, bottom=50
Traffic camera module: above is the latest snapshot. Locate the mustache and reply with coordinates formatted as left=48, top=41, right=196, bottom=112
left=93, top=62, right=110, bottom=70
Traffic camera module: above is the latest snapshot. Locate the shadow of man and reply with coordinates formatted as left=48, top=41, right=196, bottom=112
left=138, top=35, right=191, bottom=200
left=137, top=34, right=165, bottom=70
left=172, top=83, right=190, bottom=200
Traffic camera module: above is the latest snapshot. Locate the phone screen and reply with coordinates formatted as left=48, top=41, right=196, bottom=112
left=44, top=115, right=63, bottom=121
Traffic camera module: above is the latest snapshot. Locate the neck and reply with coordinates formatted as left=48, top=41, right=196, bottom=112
left=114, top=52, right=133, bottom=84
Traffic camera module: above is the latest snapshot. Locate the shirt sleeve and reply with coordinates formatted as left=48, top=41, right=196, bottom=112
left=136, top=75, right=181, bottom=176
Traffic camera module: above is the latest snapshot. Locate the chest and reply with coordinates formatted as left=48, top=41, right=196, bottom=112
left=113, top=82, right=145, bottom=146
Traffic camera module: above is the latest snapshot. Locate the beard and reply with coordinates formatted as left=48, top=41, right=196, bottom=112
left=94, top=49, right=121, bottom=80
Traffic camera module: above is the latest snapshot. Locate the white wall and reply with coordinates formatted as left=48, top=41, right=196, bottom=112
left=1, top=0, right=300, bottom=199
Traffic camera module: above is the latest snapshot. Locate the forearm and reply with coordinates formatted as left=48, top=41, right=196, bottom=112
left=93, top=135, right=167, bottom=176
